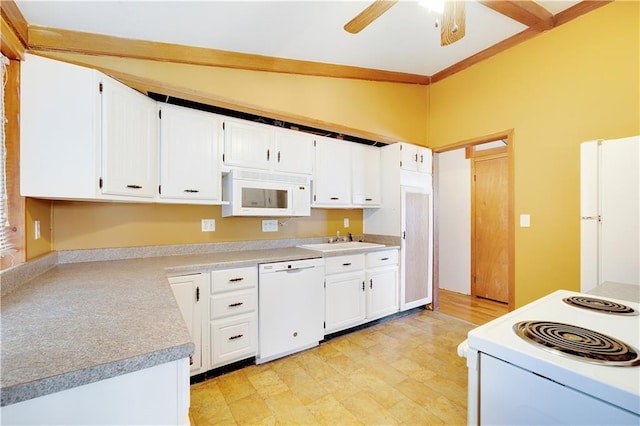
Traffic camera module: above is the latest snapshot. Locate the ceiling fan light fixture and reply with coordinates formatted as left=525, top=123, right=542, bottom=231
left=419, top=0, right=445, bottom=15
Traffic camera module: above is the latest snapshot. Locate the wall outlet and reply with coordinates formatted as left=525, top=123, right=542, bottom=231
left=262, top=219, right=278, bottom=232
left=201, top=219, right=215, bottom=232
left=344, top=218, right=350, bottom=228
left=34, top=220, right=41, bottom=240
left=519, top=214, right=530, bottom=228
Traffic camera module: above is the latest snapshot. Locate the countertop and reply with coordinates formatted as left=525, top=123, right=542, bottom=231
left=1, top=244, right=397, bottom=406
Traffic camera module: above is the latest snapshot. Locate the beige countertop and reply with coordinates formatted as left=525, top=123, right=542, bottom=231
left=0, top=243, right=398, bottom=407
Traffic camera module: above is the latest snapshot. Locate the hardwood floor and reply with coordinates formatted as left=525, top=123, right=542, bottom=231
left=189, top=292, right=506, bottom=425
left=437, top=288, right=509, bottom=325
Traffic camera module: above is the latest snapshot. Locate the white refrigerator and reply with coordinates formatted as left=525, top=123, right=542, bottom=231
left=580, top=135, right=640, bottom=292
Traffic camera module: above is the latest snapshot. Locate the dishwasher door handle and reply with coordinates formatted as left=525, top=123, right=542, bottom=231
left=275, top=266, right=316, bottom=273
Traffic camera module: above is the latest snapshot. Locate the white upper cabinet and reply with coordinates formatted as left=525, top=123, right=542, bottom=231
left=20, top=54, right=156, bottom=202
left=158, top=103, right=222, bottom=203
left=399, top=143, right=432, bottom=174
left=351, top=143, right=381, bottom=207
left=313, top=136, right=352, bottom=207
left=222, top=118, right=313, bottom=175
left=273, top=127, right=314, bottom=175
left=222, top=118, right=273, bottom=170
left=101, top=76, right=157, bottom=199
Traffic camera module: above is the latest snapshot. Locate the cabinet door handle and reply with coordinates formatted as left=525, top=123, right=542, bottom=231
left=196, top=286, right=200, bottom=302
left=414, top=153, right=418, bottom=162
left=381, top=257, right=389, bottom=261
left=183, top=189, right=200, bottom=193
left=126, top=184, right=142, bottom=189
left=420, top=154, right=424, bottom=163
left=228, top=302, right=244, bottom=308
left=229, top=277, right=244, bottom=282
left=330, top=197, right=339, bottom=200
left=362, top=281, right=365, bottom=291
left=403, top=231, right=406, bottom=240
left=277, top=151, right=281, bottom=162
left=229, top=334, right=244, bottom=341
left=267, top=149, right=270, bottom=161
left=370, top=279, right=373, bottom=289
left=342, top=262, right=352, bottom=266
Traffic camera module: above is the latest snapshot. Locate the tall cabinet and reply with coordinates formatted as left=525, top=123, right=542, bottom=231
left=364, top=142, right=433, bottom=311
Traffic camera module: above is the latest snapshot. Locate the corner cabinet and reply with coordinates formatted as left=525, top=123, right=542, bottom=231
left=168, top=273, right=210, bottom=376
left=158, top=103, right=223, bottom=204
left=312, top=136, right=352, bottom=207
left=20, top=54, right=157, bottom=202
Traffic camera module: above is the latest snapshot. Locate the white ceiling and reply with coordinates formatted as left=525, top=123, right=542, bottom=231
left=15, top=0, right=581, bottom=77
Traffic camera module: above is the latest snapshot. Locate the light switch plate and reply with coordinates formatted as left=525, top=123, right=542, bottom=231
left=262, top=219, right=278, bottom=232
left=520, top=214, right=530, bottom=228
left=344, top=218, right=350, bottom=228
left=34, top=220, right=41, bottom=240
left=201, top=219, right=215, bottom=232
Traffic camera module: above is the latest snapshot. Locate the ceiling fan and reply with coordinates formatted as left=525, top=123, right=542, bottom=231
left=344, top=0, right=466, bottom=46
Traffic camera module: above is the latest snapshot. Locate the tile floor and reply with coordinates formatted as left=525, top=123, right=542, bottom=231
left=190, top=309, right=475, bottom=425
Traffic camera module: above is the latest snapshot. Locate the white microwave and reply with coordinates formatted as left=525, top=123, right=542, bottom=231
left=222, top=170, right=311, bottom=217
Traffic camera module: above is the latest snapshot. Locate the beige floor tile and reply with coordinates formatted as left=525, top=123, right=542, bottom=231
left=297, top=353, right=340, bottom=382
left=306, top=394, right=362, bottom=425
left=247, top=369, right=289, bottom=399
left=190, top=380, right=226, bottom=409
left=388, top=396, right=445, bottom=425
left=264, top=391, right=319, bottom=425
left=216, top=370, right=257, bottom=404
left=321, top=374, right=362, bottom=402
left=191, top=401, right=237, bottom=426
left=394, top=377, right=441, bottom=406
left=341, top=392, right=400, bottom=425
left=228, top=393, right=273, bottom=425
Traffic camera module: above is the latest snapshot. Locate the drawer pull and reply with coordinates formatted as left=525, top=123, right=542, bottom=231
left=228, top=302, right=244, bottom=308
left=229, top=277, right=244, bottom=282
left=126, top=184, right=142, bottom=189
left=342, top=262, right=352, bottom=266
left=380, top=257, right=389, bottom=261
left=365, top=198, right=373, bottom=201
left=183, top=189, right=200, bottom=193
left=228, top=334, right=244, bottom=341
left=330, top=197, right=340, bottom=200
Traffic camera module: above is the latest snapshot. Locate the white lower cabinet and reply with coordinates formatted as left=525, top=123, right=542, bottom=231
left=365, top=250, right=399, bottom=321
left=169, top=273, right=210, bottom=376
left=210, top=266, right=258, bottom=368
left=324, top=250, right=399, bottom=334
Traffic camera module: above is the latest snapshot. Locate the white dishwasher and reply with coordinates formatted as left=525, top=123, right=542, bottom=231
left=257, top=257, right=325, bottom=364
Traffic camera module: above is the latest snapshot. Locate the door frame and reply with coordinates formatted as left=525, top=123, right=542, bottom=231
left=432, top=130, right=515, bottom=311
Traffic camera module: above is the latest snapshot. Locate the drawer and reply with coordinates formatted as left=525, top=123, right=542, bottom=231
left=210, top=313, right=257, bottom=367
left=211, top=266, right=257, bottom=293
left=366, top=249, right=399, bottom=268
left=325, top=254, right=365, bottom=275
left=211, top=289, right=257, bottom=319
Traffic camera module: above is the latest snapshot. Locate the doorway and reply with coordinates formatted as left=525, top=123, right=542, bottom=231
left=433, top=131, right=514, bottom=312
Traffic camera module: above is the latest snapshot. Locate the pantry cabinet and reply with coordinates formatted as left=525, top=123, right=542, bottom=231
left=351, top=143, right=381, bottom=207
left=313, top=136, right=352, bottom=207
left=20, top=54, right=157, bottom=202
left=158, top=103, right=223, bottom=204
left=168, top=273, right=210, bottom=376
left=210, top=266, right=258, bottom=368
left=222, top=118, right=313, bottom=175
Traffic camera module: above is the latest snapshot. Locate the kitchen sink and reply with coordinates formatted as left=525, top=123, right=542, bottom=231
left=298, top=241, right=386, bottom=252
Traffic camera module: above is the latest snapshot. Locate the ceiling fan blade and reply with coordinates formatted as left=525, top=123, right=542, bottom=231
left=344, top=0, right=399, bottom=34
left=441, top=0, right=466, bottom=46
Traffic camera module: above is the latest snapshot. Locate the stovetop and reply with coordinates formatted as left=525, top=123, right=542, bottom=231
left=467, top=289, right=640, bottom=414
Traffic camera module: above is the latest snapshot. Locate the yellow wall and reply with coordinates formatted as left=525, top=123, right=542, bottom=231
left=51, top=202, right=363, bottom=250
left=25, top=198, right=53, bottom=259
left=429, top=2, right=640, bottom=306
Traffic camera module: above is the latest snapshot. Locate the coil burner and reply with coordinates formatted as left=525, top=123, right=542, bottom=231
left=514, top=321, right=640, bottom=367
left=563, top=296, right=638, bottom=316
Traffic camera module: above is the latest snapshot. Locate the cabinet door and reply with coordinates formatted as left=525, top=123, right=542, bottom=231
left=399, top=143, right=419, bottom=172
left=417, top=147, right=432, bottom=174
left=223, top=118, right=273, bottom=170
left=352, top=144, right=381, bottom=206
left=159, top=104, right=221, bottom=202
left=169, top=274, right=209, bottom=375
left=313, top=137, right=352, bottom=206
left=274, top=128, right=314, bottom=175
left=366, top=268, right=399, bottom=321
left=401, top=188, right=433, bottom=310
left=325, top=271, right=366, bottom=333
left=101, top=76, right=157, bottom=199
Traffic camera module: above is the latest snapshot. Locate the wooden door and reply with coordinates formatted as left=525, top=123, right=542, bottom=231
left=472, top=154, right=508, bottom=302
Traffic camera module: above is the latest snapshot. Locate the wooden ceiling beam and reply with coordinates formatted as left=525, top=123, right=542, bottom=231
left=479, top=0, right=555, bottom=31
left=0, top=0, right=28, bottom=46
